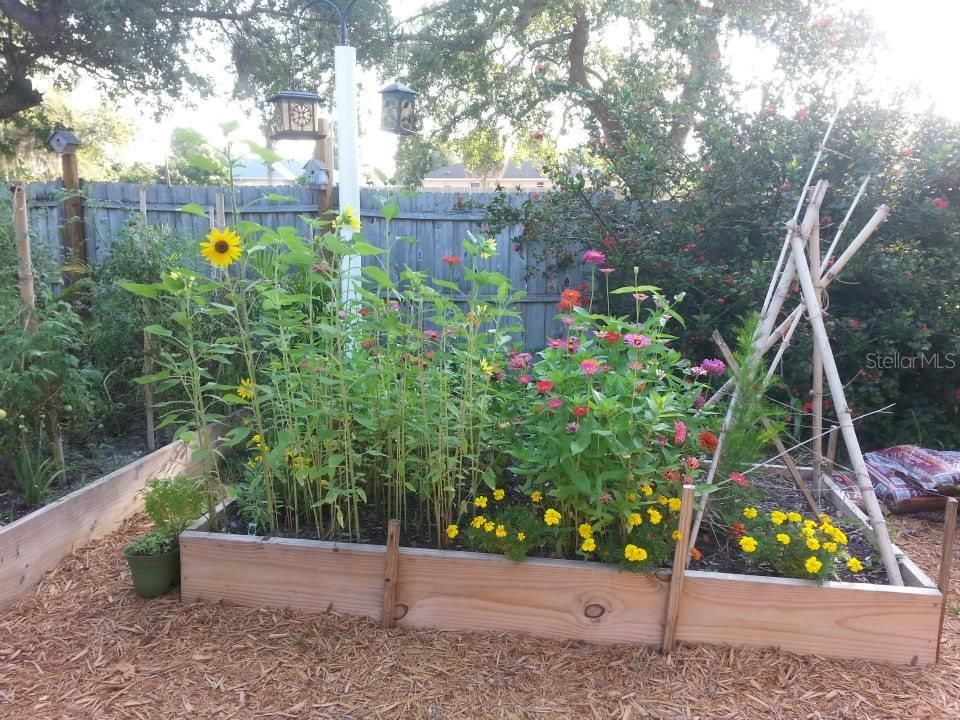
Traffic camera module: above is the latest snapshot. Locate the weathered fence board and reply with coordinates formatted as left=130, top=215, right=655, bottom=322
left=5, top=181, right=588, bottom=349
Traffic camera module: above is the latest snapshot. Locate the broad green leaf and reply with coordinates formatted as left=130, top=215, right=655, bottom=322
left=143, top=324, right=172, bottom=337
left=179, top=202, right=208, bottom=218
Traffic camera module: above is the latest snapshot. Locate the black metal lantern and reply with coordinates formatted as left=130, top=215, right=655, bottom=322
left=267, top=90, right=327, bottom=141
left=379, top=81, right=417, bottom=135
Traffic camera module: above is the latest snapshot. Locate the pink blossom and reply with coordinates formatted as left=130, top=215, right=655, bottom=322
left=693, top=394, right=706, bottom=410
left=730, top=471, right=749, bottom=488
left=546, top=396, right=563, bottom=410
left=518, top=374, right=533, bottom=385
left=547, top=338, right=563, bottom=349
left=583, top=249, right=607, bottom=265
left=628, top=361, right=644, bottom=371
left=624, top=333, right=651, bottom=348
left=565, top=337, right=581, bottom=353
left=561, top=316, right=575, bottom=326
left=795, top=107, right=809, bottom=121
left=509, top=352, right=533, bottom=370
left=424, top=330, right=441, bottom=342
left=701, top=358, right=726, bottom=376
left=580, top=359, right=602, bottom=376
left=656, top=435, right=667, bottom=446
left=599, top=267, right=615, bottom=275
left=674, top=421, right=687, bottom=444
left=932, top=197, right=949, bottom=210
left=688, top=366, right=707, bottom=377
left=566, top=422, right=580, bottom=433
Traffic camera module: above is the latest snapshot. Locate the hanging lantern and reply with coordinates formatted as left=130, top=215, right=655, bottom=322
left=266, top=90, right=327, bottom=141
left=379, top=81, right=417, bottom=135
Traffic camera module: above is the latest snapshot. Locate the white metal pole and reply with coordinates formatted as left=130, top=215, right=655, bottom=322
left=335, top=44, right=361, bottom=309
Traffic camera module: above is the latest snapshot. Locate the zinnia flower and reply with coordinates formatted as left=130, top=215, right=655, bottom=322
left=536, top=379, right=554, bottom=394
left=441, top=255, right=462, bottom=265
left=674, top=421, right=687, bottom=444
left=623, top=333, right=651, bottom=348
left=546, top=396, right=563, bottom=409
left=599, top=267, right=615, bottom=275
left=729, top=471, right=749, bottom=488
left=582, top=249, right=606, bottom=265
left=580, top=359, right=602, bottom=376
left=566, top=421, right=580, bottom=433
left=200, top=227, right=243, bottom=269
left=558, top=289, right=583, bottom=311
left=517, top=374, right=533, bottom=385
left=701, top=358, right=726, bottom=375
left=932, top=197, right=949, bottom=210
left=509, top=352, right=533, bottom=370
left=572, top=405, right=589, bottom=418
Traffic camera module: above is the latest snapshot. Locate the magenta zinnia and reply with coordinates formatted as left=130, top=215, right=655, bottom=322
left=582, top=249, right=606, bottom=265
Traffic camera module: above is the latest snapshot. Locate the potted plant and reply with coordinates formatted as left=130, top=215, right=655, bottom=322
left=124, top=474, right=206, bottom=598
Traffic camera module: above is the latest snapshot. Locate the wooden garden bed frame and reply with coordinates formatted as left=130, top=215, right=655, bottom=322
left=0, top=436, right=209, bottom=609
left=181, top=477, right=949, bottom=666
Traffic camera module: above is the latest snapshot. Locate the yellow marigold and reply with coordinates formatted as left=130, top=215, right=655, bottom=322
left=471, top=516, right=485, bottom=529
left=581, top=537, right=597, bottom=552
left=847, top=557, right=863, bottom=573
left=658, top=495, right=669, bottom=506
left=668, top=497, right=682, bottom=512
left=446, top=524, right=459, bottom=539
left=800, top=526, right=815, bottom=538
left=493, top=488, right=505, bottom=501
left=803, top=519, right=817, bottom=529
left=647, top=508, right=663, bottom=525
left=806, top=537, right=820, bottom=551
left=805, top=556, right=823, bottom=574
left=626, top=492, right=638, bottom=502
left=641, top=484, right=654, bottom=497
left=743, top=507, right=758, bottom=520
left=672, top=529, right=682, bottom=541
left=787, top=511, right=803, bottom=523
left=824, top=541, right=838, bottom=553
left=200, top=227, right=243, bottom=269
left=776, top=533, right=791, bottom=545
left=530, top=491, right=543, bottom=503
left=624, top=544, right=647, bottom=562
left=237, top=378, right=254, bottom=401
left=495, top=524, right=507, bottom=538
left=516, top=531, right=526, bottom=542
left=544, top=508, right=562, bottom=526
left=818, top=513, right=832, bottom=525
left=770, top=510, right=787, bottom=526
left=739, top=536, right=758, bottom=553
left=483, top=521, right=495, bottom=533
left=627, top=512, right=643, bottom=528
left=475, top=495, right=488, bottom=509
left=829, top=527, right=848, bottom=545
left=578, top=523, right=593, bottom=539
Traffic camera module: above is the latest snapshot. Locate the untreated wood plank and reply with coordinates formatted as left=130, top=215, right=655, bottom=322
left=382, top=519, right=400, bottom=628
left=0, top=438, right=205, bottom=609
left=393, top=548, right=669, bottom=645
left=662, top=484, right=695, bottom=652
left=676, top=570, right=941, bottom=665
left=938, top=498, right=958, bottom=661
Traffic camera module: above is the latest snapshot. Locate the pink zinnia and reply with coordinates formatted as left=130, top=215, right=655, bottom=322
left=701, top=358, right=726, bottom=376
left=565, top=337, right=581, bottom=353
left=518, top=374, right=533, bottom=385
left=572, top=405, right=589, bottom=418
left=583, top=249, right=606, bottom=265
left=932, top=197, right=949, bottom=210
left=599, top=267, right=615, bottom=275
left=674, top=421, right=687, bottom=444
left=547, top=338, right=563, bottom=349
left=509, top=352, right=533, bottom=370
left=561, top=316, right=574, bottom=326
left=623, top=333, right=651, bottom=348
left=536, top=380, right=554, bottom=394
left=730, top=471, right=749, bottom=488
left=546, top=396, right=563, bottom=410
left=580, top=359, right=601, bottom=376
left=566, top=422, right=580, bottom=433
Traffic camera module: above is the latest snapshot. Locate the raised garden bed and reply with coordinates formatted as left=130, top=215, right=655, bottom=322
left=181, top=477, right=947, bottom=666
left=0, top=435, right=208, bottom=609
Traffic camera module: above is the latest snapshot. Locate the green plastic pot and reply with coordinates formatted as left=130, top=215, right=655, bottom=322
left=123, top=545, right=181, bottom=598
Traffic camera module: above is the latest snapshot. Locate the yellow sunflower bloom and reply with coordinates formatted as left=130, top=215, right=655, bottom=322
left=236, top=378, right=254, bottom=401
left=200, top=227, right=243, bottom=269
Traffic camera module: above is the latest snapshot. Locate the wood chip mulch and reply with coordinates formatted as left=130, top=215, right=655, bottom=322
left=2, top=515, right=960, bottom=720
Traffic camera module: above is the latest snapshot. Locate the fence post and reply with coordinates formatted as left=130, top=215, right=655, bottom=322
left=12, top=181, right=37, bottom=332
left=61, top=151, right=86, bottom=267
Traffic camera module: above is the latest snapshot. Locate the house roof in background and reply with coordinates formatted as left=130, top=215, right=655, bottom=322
left=424, top=160, right=547, bottom=180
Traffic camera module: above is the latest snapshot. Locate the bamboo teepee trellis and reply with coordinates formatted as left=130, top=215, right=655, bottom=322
left=688, top=116, right=904, bottom=586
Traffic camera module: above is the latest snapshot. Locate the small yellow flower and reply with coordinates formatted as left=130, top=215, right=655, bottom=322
left=847, top=557, right=864, bottom=573
left=667, top=497, right=682, bottom=512
left=495, top=524, right=507, bottom=538
left=787, top=511, right=803, bottom=523
left=672, top=529, right=682, bottom=541
left=800, top=527, right=815, bottom=538
left=544, top=508, right=562, bottom=526
left=446, top=524, right=459, bottom=539
left=805, top=556, right=823, bottom=574
left=806, top=537, right=820, bottom=551
left=640, top=484, right=654, bottom=497
left=658, top=495, right=669, bottom=506
left=624, top=544, right=648, bottom=562
left=804, top=519, right=817, bottom=529
left=479, top=358, right=496, bottom=377
left=483, top=521, right=495, bottom=533
left=776, top=533, right=791, bottom=545
left=475, top=495, right=488, bottom=509
left=770, top=510, right=787, bottom=526
left=336, top=205, right=362, bottom=231
left=739, top=536, right=758, bottom=553
left=743, top=507, right=758, bottom=520
left=627, top=512, right=643, bottom=528
left=480, top=237, right=497, bottom=259
left=578, top=523, right=593, bottom=539
left=471, top=516, right=485, bottom=529
left=236, top=378, right=254, bottom=401
left=200, top=227, right=243, bottom=269
left=818, top=513, right=833, bottom=525
left=581, top=537, right=597, bottom=552
left=626, top=492, right=638, bottom=502
left=530, top=491, right=543, bottom=503
left=829, top=527, right=848, bottom=545
left=647, top=508, right=662, bottom=525
left=824, top=541, right=838, bottom=553
left=493, top=488, right=505, bottom=501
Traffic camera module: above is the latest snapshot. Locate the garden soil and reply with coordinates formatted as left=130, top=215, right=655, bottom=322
left=1, top=515, right=958, bottom=720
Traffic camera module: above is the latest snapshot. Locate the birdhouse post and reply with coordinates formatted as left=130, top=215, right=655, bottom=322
left=47, top=128, right=85, bottom=267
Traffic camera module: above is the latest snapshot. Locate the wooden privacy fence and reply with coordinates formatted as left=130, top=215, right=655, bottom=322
left=6, top=181, right=586, bottom=349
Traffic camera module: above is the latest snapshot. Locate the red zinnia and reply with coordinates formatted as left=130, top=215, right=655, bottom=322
left=660, top=468, right=682, bottom=483
left=729, top=522, right=746, bottom=539
left=572, top=405, right=589, bottom=418
left=535, top=380, right=554, bottom=394
left=442, top=255, right=462, bottom=265
left=698, top=431, right=718, bottom=454
left=558, top=289, right=583, bottom=312
left=730, top=471, right=749, bottom=488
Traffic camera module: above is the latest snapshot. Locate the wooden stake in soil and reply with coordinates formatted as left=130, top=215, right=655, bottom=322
left=382, top=519, right=400, bottom=628
left=938, top=498, right=958, bottom=662
left=809, top=210, right=825, bottom=501
left=824, top=425, right=839, bottom=486
left=139, top=182, right=156, bottom=451
left=11, top=182, right=37, bottom=332
left=663, top=484, right=696, bottom=653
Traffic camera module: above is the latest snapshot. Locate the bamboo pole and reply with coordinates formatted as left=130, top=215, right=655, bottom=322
left=937, top=498, right=958, bottom=662
left=789, top=228, right=903, bottom=585
left=662, top=484, right=695, bottom=653
left=824, top=426, right=839, bottom=480
left=382, top=519, right=400, bottom=628
left=820, top=175, right=870, bottom=273
left=12, top=182, right=37, bottom=332
left=809, top=212, right=825, bottom=500
left=138, top=183, right=156, bottom=451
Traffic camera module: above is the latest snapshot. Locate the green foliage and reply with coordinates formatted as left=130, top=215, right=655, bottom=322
left=141, top=475, right=206, bottom=537
left=125, top=531, right=177, bottom=557
left=164, top=128, right=230, bottom=186
left=9, top=429, right=64, bottom=506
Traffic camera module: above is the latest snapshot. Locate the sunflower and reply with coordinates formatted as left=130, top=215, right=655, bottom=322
left=336, top=205, right=362, bottom=232
left=200, top=228, right=243, bottom=269
left=236, top=378, right=254, bottom=401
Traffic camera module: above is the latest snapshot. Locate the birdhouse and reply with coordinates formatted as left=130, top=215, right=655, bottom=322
left=266, top=90, right=327, bottom=141
left=47, top=128, right=81, bottom=155
left=303, top=158, right=330, bottom=190
left=379, top=81, right=417, bottom=135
